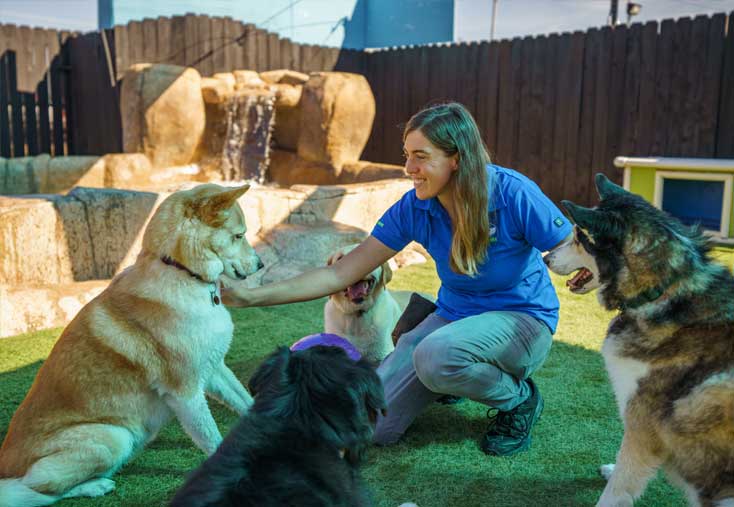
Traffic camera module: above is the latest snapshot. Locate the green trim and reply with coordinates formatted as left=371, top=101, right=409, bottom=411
left=628, top=166, right=656, bottom=201
left=628, top=165, right=734, bottom=239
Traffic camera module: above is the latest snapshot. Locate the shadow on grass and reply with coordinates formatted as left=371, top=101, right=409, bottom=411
left=0, top=360, right=46, bottom=439
left=0, top=313, right=685, bottom=507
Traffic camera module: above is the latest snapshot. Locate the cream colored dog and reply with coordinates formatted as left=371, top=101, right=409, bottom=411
left=324, top=244, right=414, bottom=364
left=0, top=184, right=261, bottom=507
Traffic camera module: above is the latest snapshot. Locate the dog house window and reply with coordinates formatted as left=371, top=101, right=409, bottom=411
left=654, top=171, right=733, bottom=237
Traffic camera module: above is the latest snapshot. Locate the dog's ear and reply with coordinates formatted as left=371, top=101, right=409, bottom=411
left=342, top=362, right=386, bottom=464
left=380, top=261, right=393, bottom=286
left=562, top=200, right=623, bottom=239
left=595, top=173, right=626, bottom=200
left=561, top=201, right=602, bottom=230
left=193, top=184, right=250, bottom=226
left=248, top=346, right=291, bottom=397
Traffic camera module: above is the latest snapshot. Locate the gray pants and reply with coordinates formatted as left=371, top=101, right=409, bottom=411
left=374, top=310, right=553, bottom=445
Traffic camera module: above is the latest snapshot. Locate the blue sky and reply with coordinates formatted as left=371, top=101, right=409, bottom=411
left=1, top=0, right=733, bottom=43
left=457, top=0, right=734, bottom=41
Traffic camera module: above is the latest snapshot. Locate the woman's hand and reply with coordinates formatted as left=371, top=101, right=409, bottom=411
left=218, top=236, right=397, bottom=308
left=220, top=284, right=250, bottom=307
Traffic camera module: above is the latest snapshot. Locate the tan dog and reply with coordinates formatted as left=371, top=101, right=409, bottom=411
left=0, top=184, right=262, bottom=507
left=324, top=244, right=414, bottom=364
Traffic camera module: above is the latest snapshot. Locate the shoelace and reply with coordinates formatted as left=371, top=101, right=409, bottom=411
left=486, top=407, right=530, bottom=438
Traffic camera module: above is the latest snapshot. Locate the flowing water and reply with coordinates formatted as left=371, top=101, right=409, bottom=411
left=221, top=93, right=275, bottom=183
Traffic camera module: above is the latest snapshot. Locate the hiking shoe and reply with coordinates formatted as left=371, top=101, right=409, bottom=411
left=480, top=378, right=544, bottom=456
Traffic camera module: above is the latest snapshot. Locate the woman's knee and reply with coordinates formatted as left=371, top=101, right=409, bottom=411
left=412, top=336, right=454, bottom=393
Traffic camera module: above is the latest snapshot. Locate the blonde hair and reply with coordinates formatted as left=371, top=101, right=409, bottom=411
left=404, top=102, right=492, bottom=276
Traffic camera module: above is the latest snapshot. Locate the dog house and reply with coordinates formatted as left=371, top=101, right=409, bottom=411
left=616, top=157, right=734, bottom=241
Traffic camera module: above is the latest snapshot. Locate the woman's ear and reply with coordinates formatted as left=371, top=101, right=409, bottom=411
left=450, top=154, right=459, bottom=171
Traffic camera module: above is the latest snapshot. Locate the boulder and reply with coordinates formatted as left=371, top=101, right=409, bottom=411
left=53, top=187, right=159, bottom=281
left=0, top=281, right=109, bottom=338
left=121, top=63, right=205, bottom=168
left=339, top=160, right=406, bottom=183
left=1, top=156, right=37, bottom=194
left=102, top=153, right=153, bottom=188
left=297, top=72, right=375, bottom=173
left=212, top=72, right=236, bottom=90
left=267, top=151, right=406, bottom=186
left=45, top=156, right=105, bottom=192
left=259, top=69, right=309, bottom=85
left=201, top=76, right=232, bottom=104
left=271, top=84, right=302, bottom=151
left=267, top=149, right=338, bottom=186
left=233, top=70, right=266, bottom=89
left=259, top=222, right=367, bottom=270
left=0, top=195, right=73, bottom=285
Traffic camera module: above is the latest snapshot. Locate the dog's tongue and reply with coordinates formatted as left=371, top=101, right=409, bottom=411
left=567, top=268, right=592, bottom=289
left=347, top=280, right=370, bottom=300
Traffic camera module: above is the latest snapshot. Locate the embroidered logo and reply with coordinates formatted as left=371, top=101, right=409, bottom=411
left=376, top=220, right=384, bottom=227
left=489, top=224, right=497, bottom=244
left=553, top=217, right=564, bottom=227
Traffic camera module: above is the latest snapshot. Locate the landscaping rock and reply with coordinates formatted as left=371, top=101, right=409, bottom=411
left=0, top=281, right=108, bottom=338
left=121, top=63, right=205, bottom=168
left=297, top=72, right=375, bottom=173
left=233, top=70, right=266, bottom=89
left=259, top=69, right=309, bottom=85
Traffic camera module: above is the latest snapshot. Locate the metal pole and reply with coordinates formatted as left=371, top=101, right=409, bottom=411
left=490, top=0, right=498, bottom=41
left=609, top=0, right=619, bottom=26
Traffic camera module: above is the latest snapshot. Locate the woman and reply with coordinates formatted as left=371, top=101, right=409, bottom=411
left=224, top=102, right=571, bottom=456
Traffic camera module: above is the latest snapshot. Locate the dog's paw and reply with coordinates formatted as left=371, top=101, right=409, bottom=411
left=599, top=463, right=615, bottom=481
left=398, top=503, right=418, bottom=507
left=63, top=478, right=115, bottom=498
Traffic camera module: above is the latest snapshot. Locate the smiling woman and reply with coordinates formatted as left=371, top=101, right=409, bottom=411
left=223, top=101, right=573, bottom=457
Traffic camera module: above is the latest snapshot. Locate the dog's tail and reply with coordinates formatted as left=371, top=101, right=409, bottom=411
left=0, top=478, right=57, bottom=507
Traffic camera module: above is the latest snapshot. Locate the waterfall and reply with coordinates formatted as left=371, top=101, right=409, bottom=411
left=221, top=92, right=275, bottom=183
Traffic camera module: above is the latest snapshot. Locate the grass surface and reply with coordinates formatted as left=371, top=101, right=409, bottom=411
left=2, top=248, right=733, bottom=506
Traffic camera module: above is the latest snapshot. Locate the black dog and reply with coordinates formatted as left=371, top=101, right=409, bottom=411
left=170, top=345, right=386, bottom=507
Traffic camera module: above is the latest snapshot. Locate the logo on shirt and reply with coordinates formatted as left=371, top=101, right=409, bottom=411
left=553, top=217, right=565, bottom=227
left=376, top=220, right=384, bottom=228
left=489, top=224, right=497, bottom=244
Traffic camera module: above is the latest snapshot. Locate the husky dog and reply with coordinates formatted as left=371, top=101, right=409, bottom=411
left=324, top=244, right=414, bottom=364
left=544, top=174, right=734, bottom=507
left=0, top=184, right=262, bottom=507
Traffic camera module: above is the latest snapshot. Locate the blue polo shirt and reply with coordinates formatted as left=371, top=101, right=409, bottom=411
left=371, top=165, right=571, bottom=333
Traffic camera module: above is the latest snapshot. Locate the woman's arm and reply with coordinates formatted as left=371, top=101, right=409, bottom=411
left=222, top=236, right=398, bottom=307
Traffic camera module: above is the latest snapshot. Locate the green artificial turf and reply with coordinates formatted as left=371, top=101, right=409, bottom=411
left=2, top=248, right=733, bottom=506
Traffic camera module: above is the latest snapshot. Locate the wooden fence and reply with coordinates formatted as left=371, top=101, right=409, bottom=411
left=0, top=25, right=71, bottom=158
left=0, top=15, right=365, bottom=159
left=1, top=12, right=733, bottom=205
left=362, top=12, right=734, bottom=204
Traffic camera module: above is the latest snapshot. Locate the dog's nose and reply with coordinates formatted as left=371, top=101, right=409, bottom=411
left=256, top=258, right=264, bottom=270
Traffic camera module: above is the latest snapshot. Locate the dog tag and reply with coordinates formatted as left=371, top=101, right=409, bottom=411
left=210, top=287, right=221, bottom=306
